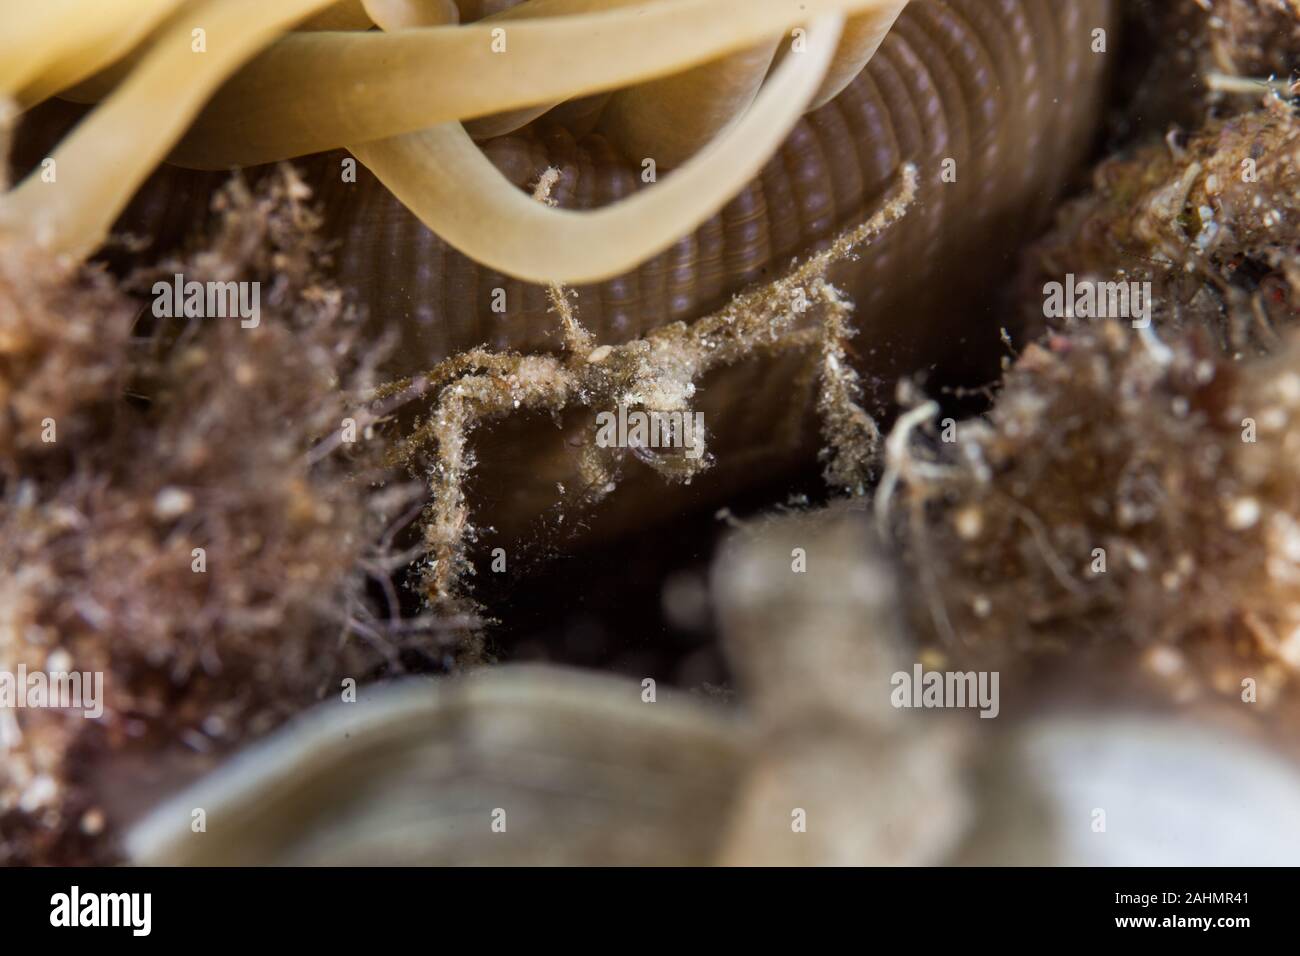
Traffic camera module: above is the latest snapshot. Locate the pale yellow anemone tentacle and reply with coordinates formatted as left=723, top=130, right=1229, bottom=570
left=2, top=0, right=190, bottom=107
left=461, top=0, right=641, bottom=140
left=362, top=0, right=459, bottom=29
left=808, top=2, right=907, bottom=110
left=0, top=0, right=339, bottom=259
left=463, top=0, right=727, bottom=142
left=59, top=0, right=382, bottom=104
left=458, top=0, right=905, bottom=156
left=349, top=14, right=845, bottom=285
left=365, top=0, right=472, bottom=142
left=1, top=0, right=896, bottom=267
left=596, top=40, right=781, bottom=172
left=302, top=0, right=377, bottom=30
left=170, top=0, right=899, bottom=168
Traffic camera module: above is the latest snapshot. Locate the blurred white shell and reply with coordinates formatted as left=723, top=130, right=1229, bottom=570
left=957, top=716, right=1300, bottom=866
left=126, top=505, right=1300, bottom=866
left=127, top=666, right=750, bottom=866
left=126, top=668, right=1300, bottom=866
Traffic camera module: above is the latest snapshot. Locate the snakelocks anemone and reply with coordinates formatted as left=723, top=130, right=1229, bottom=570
left=3, top=1, right=1117, bottom=559
left=1, top=0, right=1134, bottom=862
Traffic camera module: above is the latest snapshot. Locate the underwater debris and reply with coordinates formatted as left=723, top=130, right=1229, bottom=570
left=0, top=169, right=418, bottom=863
left=1019, top=102, right=1300, bottom=355
left=1201, top=0, right=1300, bottom=88
left=880, top=318, right=1300, bottom=715
left=1116, top=0, right=1300, bottom=138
